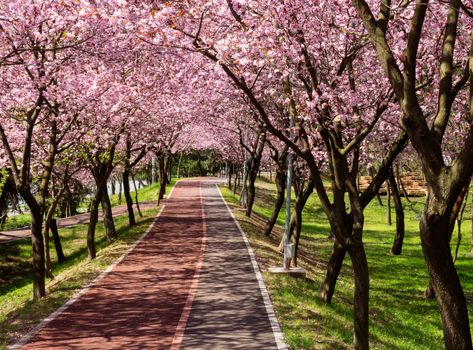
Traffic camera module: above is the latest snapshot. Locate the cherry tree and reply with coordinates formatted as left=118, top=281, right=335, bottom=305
left=351, top=1, right=473, bottom=347
left=0, top=0, right=108, bottom=298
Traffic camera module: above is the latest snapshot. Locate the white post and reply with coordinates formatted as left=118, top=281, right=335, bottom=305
left=283, top=115, right=295, bottom=269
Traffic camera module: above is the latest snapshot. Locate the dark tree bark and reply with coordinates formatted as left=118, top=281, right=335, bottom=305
left=101, top=190, right=116, bottom=242
left=320, top=241, right=346, bottom=304
left=50, top=219, right=65, bottom=264
left=396, top=163, right=411, bottom=202
left=386, top=180, right=392, bottom=225
left=167, top=155, right=173, bottom=182
left=264, top=144, right=288, bottom=236
left=283, top=160, right=314, bottom=266
left=111, top=180, right=116, bottom=195
left=123, top=169, right=135, bottom=226
left=87, top=191, right=101, bottom=259
left=389, top=168, right=405, bottom=255
left=30, top=204, right=46, bottom=298
left=132, top=173, right=143, bottom=218
left=233, top=165, right=239, bottom=194
left=348, top=242, right=369, bottom=350
left=264, top=170, right=286, bottom=236
left=157, top=152, right=171, bottom=206
left=240, top=127, right=266, bottom=217
left=0, top=171, right=15, bottom=228
left=425, top=182, right=470, bottom=299
left=118, top=180, right=122, bottom=205
left=122, top=136, right=147, bottom=226
left=228, top=163, right=233, bottom=188
left=452, top=190, right=469, bottom=263
left=368, top=166, right=383, bottom=206
left=86, top=141, right=118, bottom=260
left=246, top=168, right=257, bottom=216
left=421, top=210, right=471, bottom=349
left=292, top=178, right=314, bottom=266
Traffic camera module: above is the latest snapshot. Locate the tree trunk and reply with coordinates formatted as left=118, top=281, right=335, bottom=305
left=320, top=241, right=346, bottom=304
left=228, top=163, right=233, bottom=188
left=453, top=218, right=463, bottom=264
left=240, top=161, right=248, bottom=209
left=289, top=179, right=314, bottom=266
left=420, top=209, right=472, bottom=349
left=158, top=176, right=167, bottom=205
left=389, top=168, right=405, bottom=255
left=425, top=282, right=436, bottom=299
left=426, top=182, right=470, bottom=298
left=101, top=190, right=116, bottom=242
left=264, top=170, right=286, bottom=236
left=42, top=226, right=53, bottom=279
left=233, top=166, right=238, bottom=194
left=87, top=191, right=103, bottom=260
left=167, top=155, right=172, bottom=182
left=396, top=164, right=411, bottom=202
left=348, top=244, right=370, bottom=350
left=123, top=170, right=135, bottom=226
left=368, top=166, right=383, bottom=206
left=245, top=170, right=257, bottom=217
left=157, top=154, right=169, bottom=206
left=132, top=173, right=143, bottom=218
left=118, top=180, right=122, bottom=205
left=50, top=219, right=65, bottom=264
left=30, top=207, right=46, bottom=298
left=293, top=206, right=303, bottom=267
left=387, top=181, right=392, bottom=225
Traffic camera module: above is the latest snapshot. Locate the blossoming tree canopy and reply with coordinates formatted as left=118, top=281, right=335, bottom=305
left=1, top=1, right=473, bottom=349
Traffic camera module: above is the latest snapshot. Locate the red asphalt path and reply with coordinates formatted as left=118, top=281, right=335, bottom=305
left=14, top=181, right=206, bottom=349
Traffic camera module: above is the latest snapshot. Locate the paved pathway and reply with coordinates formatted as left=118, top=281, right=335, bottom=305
left=11, top=179, right=286, bottom=349
left=0, top=202, right=157, bottom=243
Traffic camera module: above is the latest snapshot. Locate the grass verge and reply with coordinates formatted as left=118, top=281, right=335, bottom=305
left=219, top=178, right=473, bottom=349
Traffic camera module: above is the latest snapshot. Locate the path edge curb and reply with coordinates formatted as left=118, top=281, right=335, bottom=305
left=8, top=204, right=167, bottom=350
left=216, top=184, right=288, bottom=350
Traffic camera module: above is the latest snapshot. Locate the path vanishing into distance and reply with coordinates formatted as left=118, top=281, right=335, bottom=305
left=10, top=179, right=286, bottom=349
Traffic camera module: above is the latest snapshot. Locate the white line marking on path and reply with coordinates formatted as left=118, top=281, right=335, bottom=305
left=216, top=184, right=288, bottom=350
left=170, top=181, right=207, bottom=350
left=9, top=204, right=168, bottom=350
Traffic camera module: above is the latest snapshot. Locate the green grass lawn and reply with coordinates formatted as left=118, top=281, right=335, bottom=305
left=0, top=214, right=30, bottom=231
left=220, top=178, right=473, bottom=349
left=0, top=179, right=177, bottom=349
left=109, top=179, right=177, bottom=206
